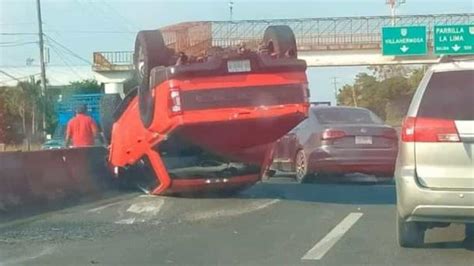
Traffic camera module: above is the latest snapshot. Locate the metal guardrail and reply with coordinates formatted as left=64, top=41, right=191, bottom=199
left=209, top=13, right=473, bottom=50
left=92, top=13, right=473, bottom=69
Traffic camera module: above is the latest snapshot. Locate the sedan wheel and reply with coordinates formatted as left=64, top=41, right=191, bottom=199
left=295, top=150, right=310, bottom=183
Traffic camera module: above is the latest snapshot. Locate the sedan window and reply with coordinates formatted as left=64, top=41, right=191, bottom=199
left=314, top=108, right=382, bottom=125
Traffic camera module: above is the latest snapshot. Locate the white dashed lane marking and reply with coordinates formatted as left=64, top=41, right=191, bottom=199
left=114, top=198, right=165, bottom=225
left=301, top=212, right=363, bottom=261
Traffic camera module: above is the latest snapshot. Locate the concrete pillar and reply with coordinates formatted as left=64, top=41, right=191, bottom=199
left=93, top=70, right=134, bottom=98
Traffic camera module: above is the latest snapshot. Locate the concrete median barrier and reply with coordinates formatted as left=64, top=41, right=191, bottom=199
left=0, top=147, right=113, bottom=215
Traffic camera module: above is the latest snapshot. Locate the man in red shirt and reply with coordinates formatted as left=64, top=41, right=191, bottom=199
left=65, top=104, right=98, bottom=147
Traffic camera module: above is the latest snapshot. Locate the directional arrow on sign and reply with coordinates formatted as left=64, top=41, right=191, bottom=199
left=400, top=45, right=409, bottom=53
left=452, top=44, right=461, bottom=52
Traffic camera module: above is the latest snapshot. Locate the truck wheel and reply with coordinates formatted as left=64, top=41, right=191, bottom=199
left=134, top=30, right=171, bottom=128
left=100, top=93, right=122, bottom=144
left=397, top=212, right=425, bottom=248
left=263, top=25, right=297, bottom=58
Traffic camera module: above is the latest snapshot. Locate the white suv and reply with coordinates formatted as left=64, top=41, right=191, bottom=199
left=395, top=59, right=474, bottom=247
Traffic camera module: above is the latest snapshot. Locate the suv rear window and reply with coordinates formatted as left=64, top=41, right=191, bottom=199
left=418, top=70, right=474, bottom=120
left=314, top=108, right=383, bottom=124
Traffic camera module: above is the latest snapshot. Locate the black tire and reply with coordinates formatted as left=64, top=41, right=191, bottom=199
left=261, top=168, right=276, bottom=182
left=116, top=157, right=159, bottom=193
left=263, top=25, right=297, bottom=58
left=99, top=93, right=122, bottom=144
left=134, top=30, right=171, bottom=128
left=397, top=212, right=425, bottom=248
left=295, top=149, right=310, bottom=183
left=266, top=169, right=276, bottom=178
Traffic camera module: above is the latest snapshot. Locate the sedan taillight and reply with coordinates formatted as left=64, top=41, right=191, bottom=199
left=321, top=129, right=346, bottom=140
left=401, top=116, right=460, bottom=142
left=382, top=128, right=398, bottom=140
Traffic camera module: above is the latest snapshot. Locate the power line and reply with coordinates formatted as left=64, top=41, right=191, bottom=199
left=2, top=30, right=135, bottom=35
left=0, top=71, right=46, bottom=86
left=44, top=35, right=91, bottom=65
left=0, top=33, right=37, bottom=36
left=46, top=42, right=84, bottom=80
left=0, top=41, right=38, bottom=47
left=0, top=41, right=28, bottom=44
left=0, top=70, right=23, bottom=83
left=72, top=0, right=119, bottom=30
left=41, top=30, right=136, bottom=34
left=97, top=0, right=139, bottom=31
left=0, top=22, right=37, bottom=26
left=72, top=0, right=136, bottom=33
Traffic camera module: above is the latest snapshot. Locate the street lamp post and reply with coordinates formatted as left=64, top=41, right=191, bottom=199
left=386, top=0, right=406, bottom=26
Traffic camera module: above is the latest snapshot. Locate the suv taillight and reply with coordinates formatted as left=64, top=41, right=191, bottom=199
left=169, top=87, right=182, bottom=115
left=401, top=116, right=460, bottom=142
left=321, top=129, right=346, bottom=140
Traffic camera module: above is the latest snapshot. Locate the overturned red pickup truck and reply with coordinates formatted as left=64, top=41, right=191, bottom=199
left=104, top=25, right=309, bottom=195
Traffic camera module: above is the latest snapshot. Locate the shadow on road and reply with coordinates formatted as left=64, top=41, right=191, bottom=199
left=240, top=175, right=396, bottom=205
left=423, top=239, right=474, bottom=251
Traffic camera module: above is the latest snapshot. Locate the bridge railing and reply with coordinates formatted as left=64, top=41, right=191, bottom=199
left=93, top=51, right=134, bottom=71
left=92, top=13, right=473, bottom=69
left=209, top=13, right=472, bottom=51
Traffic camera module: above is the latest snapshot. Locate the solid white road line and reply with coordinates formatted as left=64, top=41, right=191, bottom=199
left=301, top=212, right=363, bottom=261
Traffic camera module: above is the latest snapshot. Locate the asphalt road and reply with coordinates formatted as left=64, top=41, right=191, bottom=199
left=1, top=174, right=473, bottom=266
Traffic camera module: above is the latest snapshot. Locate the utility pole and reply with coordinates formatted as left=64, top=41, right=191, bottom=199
left=229, top=1, right=234, bottom=21
left=36, top=0, right=47, bottom=135
left=386, top=0, right=406, bottom=26
left=331, top=77, right=339, bottom=106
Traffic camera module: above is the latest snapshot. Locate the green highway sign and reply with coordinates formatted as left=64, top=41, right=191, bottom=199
left=434, top=25, right=474, bottom=55
left=382, top=26, right=427, bottom=56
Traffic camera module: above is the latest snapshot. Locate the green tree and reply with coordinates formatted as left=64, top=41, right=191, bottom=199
left=65, top=79, right=102, bottom=95
left=0, top=96, right=6, bottom=143
left=0, top=78, right=58, bottom=144
left=408, top=67, right=426, bottom=89
left=337, top=66, right=425, bottom=125
left=368, top=65, right=411, bottom=80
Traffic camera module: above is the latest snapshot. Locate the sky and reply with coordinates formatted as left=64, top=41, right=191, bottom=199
left=0, top=0, right=472, bottom=103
